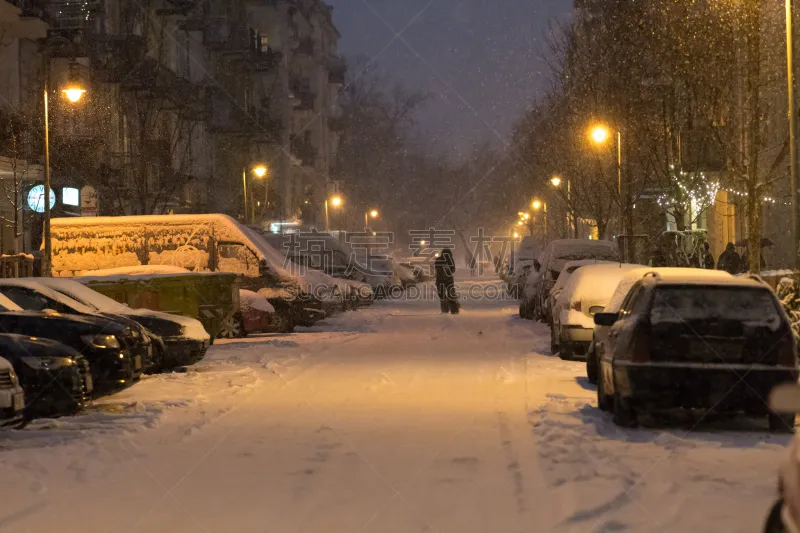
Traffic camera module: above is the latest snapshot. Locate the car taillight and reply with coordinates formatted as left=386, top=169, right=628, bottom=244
left=571, top=300, right=582, bottom=312
left=630, top=320, right=651, bottom=363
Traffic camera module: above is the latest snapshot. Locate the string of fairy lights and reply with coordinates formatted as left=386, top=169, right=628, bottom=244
left=656, top=168, right=790, bottom=208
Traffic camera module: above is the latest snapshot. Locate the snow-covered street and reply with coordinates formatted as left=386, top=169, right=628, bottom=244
left=0, top=277, right=791, bottom=533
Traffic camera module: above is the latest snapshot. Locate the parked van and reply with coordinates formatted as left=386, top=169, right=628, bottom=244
left=50, top=214, right=345, bottom=326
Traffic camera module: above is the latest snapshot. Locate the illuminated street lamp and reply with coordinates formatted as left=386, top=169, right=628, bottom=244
left=365, top=208, right=379, bottom=229
left=325, top=195, right=343, bottom=231
left=242, top=164, right=268, bottom=224
left=532, top=199, right=542, bottom=211
left=589, top=121, right=629, bottom=257
left=589, top=124, right=611, bottom=145
left=550, top=176, right=562, bottom=188
left=42, top=57, right=87, bottom=276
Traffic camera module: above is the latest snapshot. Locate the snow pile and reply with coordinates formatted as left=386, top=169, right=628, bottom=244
left=79, top=265, right=192, bottom=277
left=240, top=289, right=275, bottom=314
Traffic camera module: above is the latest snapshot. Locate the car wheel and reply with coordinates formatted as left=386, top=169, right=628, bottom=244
left=560, top=341, right=574, bottom=361
left=217, top=315, right=244, bottom=339
left=597, top=371, right=611, bottom=412
left=586, top=349, right=599, bottom=385
left=764, top=500, right=788, bottom=533
left=612, top=393, right=637, bottom=427
left=769, top=412, right=796, bottom=434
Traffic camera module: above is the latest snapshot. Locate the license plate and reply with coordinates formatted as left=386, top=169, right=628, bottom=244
left=84, top=374, right=93, bottom=393
left=134, top=356, right=142, bottom=371
left=12, top=392, right=23, bottom=412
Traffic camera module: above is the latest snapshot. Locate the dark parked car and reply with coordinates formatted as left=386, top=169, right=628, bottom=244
left=0, top=355, right=24, bottom=427
left=34, top=278, right=210, bottom=369
left=0, top=334, right=92, bottom=418
left=594, top=274, right=797, bottom=430
left=0, top=279, right=156, bottom=372
left=0, top=294, right=142, bottom=395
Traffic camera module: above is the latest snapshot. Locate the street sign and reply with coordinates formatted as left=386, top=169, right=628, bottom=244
left=80, top=185, right=98, bottom=216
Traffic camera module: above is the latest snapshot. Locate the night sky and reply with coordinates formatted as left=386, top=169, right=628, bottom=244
left=326, top=0, right=573, bottom=158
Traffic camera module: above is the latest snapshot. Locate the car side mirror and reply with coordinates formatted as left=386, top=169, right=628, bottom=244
left=594, top=312, right=619, bottom=326
left=770, top=383, right=800, bottom=413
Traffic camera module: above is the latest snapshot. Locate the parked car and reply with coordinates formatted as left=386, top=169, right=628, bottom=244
left=0, top=333, right=92, bottom=418
left=219, top=289, right=275, bottom=338
left=521, top=239, right=620, bottom=321
left=34, top=278, right=210, bottom=369
left=506, top=260, right=534, bottom=299
left=0, top=292, right=142, bottom=395
left=0, top=355, right=24, bottom=428
left=594, top=272, right=797, bottom=429
left=551, top=263, right=641, bottom=360
left=0, top=279, right=157, bottom=372
left=586, top=268, right=735, bottom=384
left=544, top=259, right=616, bottom=330
left=763, top=384, right=800, bottom=532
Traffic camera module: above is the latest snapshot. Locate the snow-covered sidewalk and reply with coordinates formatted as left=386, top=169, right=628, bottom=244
left=0, top=279, right=790, bottom=532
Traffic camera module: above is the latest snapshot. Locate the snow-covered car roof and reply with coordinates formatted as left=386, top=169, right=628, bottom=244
left=34, top=277, right=128, bottom=313
left=549, top=260, right=617, bottom=298
left=240, top=289, right=275, bottom=314
left=604, top=267, right=738, bottom=314
left=543, top=239, right=620, bottom=273
left=561, top=263, right=643, bottom=306
left=52, top=214, right=345, bottom=296
left=0, top=278, right=96, bottom=315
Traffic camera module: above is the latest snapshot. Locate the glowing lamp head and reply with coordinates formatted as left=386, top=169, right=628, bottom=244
left=523, top=213, right=530, bottom=220
left=330, top=196, right=342, bottom=207
left=62, top=87, right=86, bottom=103
left=550, top=176, right=562, bottom=188
left=532, top=200, right=542, bottom=211
left=370, top=209, right=379, bottom=218
left=253, top=165, right=268, bottom=178
left=590, top=125, right=611, bottom=145
left=513, top=232, right=520, bottom=239
left=517, top=221, right=523, bottom=226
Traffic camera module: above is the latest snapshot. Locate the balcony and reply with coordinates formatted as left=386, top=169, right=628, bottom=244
left=290, top=134, right=317, bottom=167
left=289, top=78, right=315, bottom=111
left=328, top=55, right=346, bottom=85
left=210, top=99, right=282, bottom=141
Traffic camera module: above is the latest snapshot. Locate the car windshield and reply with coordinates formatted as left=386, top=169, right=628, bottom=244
left=651, top=285, right=781, bottom=325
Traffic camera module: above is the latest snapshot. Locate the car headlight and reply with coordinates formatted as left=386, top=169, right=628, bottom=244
left=21, top=356, right=74, bottom=369
left=81, top=334, right=121, bottom=349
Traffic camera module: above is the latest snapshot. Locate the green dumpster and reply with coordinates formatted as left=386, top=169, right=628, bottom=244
left=79, top=272, right=240, bottom=341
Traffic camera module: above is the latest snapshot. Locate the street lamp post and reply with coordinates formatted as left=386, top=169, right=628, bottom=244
left=550, top=176, right=575, bottom=238
left=365, top=208, right=378, bottom=230
left=42, top=51, right=86, bottom=277
left=589, top=124, right=628, bottom=257
left=242, top=164, right=268, bottom=224
left=325, top=195, right=342, bottom=231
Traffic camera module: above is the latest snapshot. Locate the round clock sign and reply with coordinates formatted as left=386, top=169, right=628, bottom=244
left=27, top=185, right=56, bottom=213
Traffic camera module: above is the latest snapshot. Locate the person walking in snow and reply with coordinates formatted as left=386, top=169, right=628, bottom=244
left=435, top=248, right=460, bottom=314
left=717, top=242, right=740, bottom=275
left=469, top=255, right=477, bottom=277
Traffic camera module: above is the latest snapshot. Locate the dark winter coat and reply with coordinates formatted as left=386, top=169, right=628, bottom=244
left=717, top=246, right=740, bottom=275
left=435, top=249, right=456, bottom=288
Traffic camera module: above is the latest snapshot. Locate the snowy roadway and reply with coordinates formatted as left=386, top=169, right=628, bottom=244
left=0, top=277, right=792, bottom=532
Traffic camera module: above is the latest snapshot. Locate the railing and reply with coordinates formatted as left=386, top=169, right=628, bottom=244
left=0, top=254, right=34, bottom=278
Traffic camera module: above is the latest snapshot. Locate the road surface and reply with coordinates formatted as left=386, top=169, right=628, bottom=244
left=0, top=278, right=790, bottom=532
